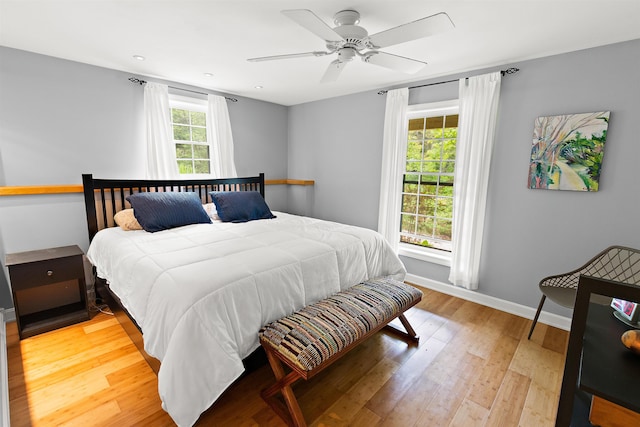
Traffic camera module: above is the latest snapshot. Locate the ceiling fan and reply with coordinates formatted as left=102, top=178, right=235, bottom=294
left=248, top=9, right=455, bottom=83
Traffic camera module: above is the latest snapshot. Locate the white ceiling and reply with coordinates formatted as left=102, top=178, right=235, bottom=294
left=1, top=1, right=639, bottom=106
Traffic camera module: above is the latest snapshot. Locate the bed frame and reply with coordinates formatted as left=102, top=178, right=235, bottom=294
left=81, top=173, right=267, bottom=373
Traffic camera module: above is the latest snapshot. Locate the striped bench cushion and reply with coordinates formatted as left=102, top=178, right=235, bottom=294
left=259, top=277, right=422, bottom=371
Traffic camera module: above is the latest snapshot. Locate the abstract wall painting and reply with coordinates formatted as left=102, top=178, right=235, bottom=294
left=528, top=111, right=610, bottom=191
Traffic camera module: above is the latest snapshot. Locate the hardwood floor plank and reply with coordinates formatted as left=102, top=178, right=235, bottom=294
left=7, top=287, right=569, bottom=427
left=485, top=370, right=531, bottom=426
left=365, top=336, right=447, bottom=419
left=466, top=334, right=520, bottom=409
left=449, top=398, right=489, bottom=427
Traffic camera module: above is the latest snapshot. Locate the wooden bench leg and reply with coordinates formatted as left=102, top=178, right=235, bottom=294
left=383, top=313, right=420, bottom=344
left=261, top=347, right=308, bottom=427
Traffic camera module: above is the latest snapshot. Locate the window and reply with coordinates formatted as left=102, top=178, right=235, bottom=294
left=169, top=95, right=211, bottom=175
left=400, top=100, right=458, bottom=257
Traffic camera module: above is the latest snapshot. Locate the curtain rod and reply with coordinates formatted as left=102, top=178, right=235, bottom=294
left=377, top=67, right=520, bottom=95
left=128, top=77, right=238, bottom=102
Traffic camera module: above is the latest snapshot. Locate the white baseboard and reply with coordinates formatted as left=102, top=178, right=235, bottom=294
left=405, top=273, right=572, bottom=331
left=1, top=309, right=11, bottom=427
left=2, top=309, right=14, bottom=323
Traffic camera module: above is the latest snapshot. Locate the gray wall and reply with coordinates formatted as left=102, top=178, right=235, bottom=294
left=2, top=40, right=639, bottom=316
left=287, top=39, right=640, bottom=316
left=0, top=47, right=288, bottom=309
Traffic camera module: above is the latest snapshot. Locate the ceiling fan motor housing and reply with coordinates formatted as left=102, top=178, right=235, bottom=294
left=330, top=10, right=369, bottom=51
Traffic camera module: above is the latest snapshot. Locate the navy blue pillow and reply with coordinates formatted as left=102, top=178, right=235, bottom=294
left=126, top=192, right=211, bottom=232
left=209, top=191, right=276, bottom=223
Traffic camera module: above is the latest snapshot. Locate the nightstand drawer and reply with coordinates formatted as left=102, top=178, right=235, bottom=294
left=8, top=256, right=84, bottom=290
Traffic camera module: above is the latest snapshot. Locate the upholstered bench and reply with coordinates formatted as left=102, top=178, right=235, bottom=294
left=259, top=276, right=423, bottom=427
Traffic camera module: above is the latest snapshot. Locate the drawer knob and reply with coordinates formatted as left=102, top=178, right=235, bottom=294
left=47, top=270, right=53, bottom=277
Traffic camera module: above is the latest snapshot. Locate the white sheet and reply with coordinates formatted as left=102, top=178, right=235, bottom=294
left=87, top=212, right=405, bottom=426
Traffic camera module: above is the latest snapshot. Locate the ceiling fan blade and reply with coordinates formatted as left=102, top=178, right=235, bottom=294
left=248, top=51, right=329, bottom=62
left=282, top=9, right=344, bottom=42
left=368, top=12, right=454, bottom=48
left=364, top=52, right=427, bottom=74
left=321, top=60, right=347, bottom=83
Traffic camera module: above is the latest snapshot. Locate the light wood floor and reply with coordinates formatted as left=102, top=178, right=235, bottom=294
left=7, top=286, right=568, bottom=426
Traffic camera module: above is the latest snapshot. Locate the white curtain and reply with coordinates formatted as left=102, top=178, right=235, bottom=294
left=448, top=72, right=502, bottom=289
left=144, top=83, right=179, bottom=179
left=207, top=94, right=238, bottom=178
left=378, top=88, right=409, bottom=253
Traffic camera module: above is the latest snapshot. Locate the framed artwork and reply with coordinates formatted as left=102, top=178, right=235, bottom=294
left=528, top=111, right=610, bottom=191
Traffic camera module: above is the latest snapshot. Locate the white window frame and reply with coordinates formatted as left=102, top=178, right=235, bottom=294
left=168, top=94, right=213, bottom=179
left=398, top=99, right=459, bottom=267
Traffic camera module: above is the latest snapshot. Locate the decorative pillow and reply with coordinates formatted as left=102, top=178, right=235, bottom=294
left=114, top=208, right=143, bottom=231
left=203, top=203, right=220, bottom=220
left=209, top=191, right=276, bottom=223
left=126, top=192, right=211, bottom=232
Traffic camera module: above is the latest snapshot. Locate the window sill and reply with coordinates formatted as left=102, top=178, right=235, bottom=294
left=398, top=244, right=452, bottom=267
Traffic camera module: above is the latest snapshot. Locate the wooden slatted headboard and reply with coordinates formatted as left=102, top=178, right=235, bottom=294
left=82, top=173, right=265, bottom=242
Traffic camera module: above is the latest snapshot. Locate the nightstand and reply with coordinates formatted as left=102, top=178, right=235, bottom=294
left=5, top=245, right=89, bottom=339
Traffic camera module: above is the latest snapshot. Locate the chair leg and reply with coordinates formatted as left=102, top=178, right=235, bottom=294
left=383, top=313, right=420, bottom=344
left=261, top=347, right=307, bottom=427
left=528, top=295, right=546, bottom=340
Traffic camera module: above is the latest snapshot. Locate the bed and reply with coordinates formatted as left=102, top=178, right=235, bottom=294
left=82, top=173, right=406, bottom=427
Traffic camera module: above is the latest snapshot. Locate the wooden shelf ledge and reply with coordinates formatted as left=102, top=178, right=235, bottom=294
left=0, top=179, right=315, bottom=197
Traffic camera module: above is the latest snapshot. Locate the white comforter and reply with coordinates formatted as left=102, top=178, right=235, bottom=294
left=87, top=212, right=405, bottom=426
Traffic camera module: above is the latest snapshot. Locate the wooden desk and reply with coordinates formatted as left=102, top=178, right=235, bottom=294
left=580, top=303, right=640, bottom=415
left=581, top=302, right=640, bottom=426
left=590, top=396, right=640, bottom=427
left=556, top=276, right=640, bottom=427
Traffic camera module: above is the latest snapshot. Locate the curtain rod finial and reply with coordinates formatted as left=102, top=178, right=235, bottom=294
left=128, top=77, right=147, bottom=85
left=501, top=67, right=519, bottom=76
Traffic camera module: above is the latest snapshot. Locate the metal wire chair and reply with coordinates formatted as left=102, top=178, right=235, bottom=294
left=528, top=245, right=640, bottom=339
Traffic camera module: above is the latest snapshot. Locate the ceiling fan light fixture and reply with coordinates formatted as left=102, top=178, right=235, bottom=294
left=336, top=47, right=356, bottom=62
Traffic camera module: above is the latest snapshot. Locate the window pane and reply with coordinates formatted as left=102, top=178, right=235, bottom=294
left=173, top=125, right=190, bottom=141
left=423, top=161, right=441, bottom=172
left=419, top=179, right=437, bottom=195
left=406, top=161, right=421, bottom=172
left=407, top=141, right=423, bottom=161
left=424, top=140, right=442, bottom=160
left=435, top=219, right=452, bottom=240
left=425, top=128, right=443, bottom=138
left=408, top=130, right=423, bottom=141
left=193, top=144, right=209, bottom=159
left=172, top=109, right=189, bottom=124
left=443, top=139, right=456, bottom=159
left=418, top=196, right=435, bottom=216
left=177, top=160, right=193, bottom=174
left=194, top=160, right=210, bottom=174
left=435, top=197, right=453, bottom=217
left=440, top=175, right=454, bottom=185
left=176, top=143, right=192, bottom=159
left=445, top=114, right=459, bottom=128
left=438, top=185, right=453, bottom=196
left=401, top=194, right=417, bottom=214
left=401, top=214, right=416, bottom=233
left=441, top=161, right=455, bottom=173
left=417, top=216, right=435, bottom=236
left=403, top=174, right=419, bottom=192
left=408, top=118, right=424, bottom=131
left=191, top=111, right=206, bottom=126
left=425, top=116, right=444, bottom=129
left=192, top=127, right=207, bottom=142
